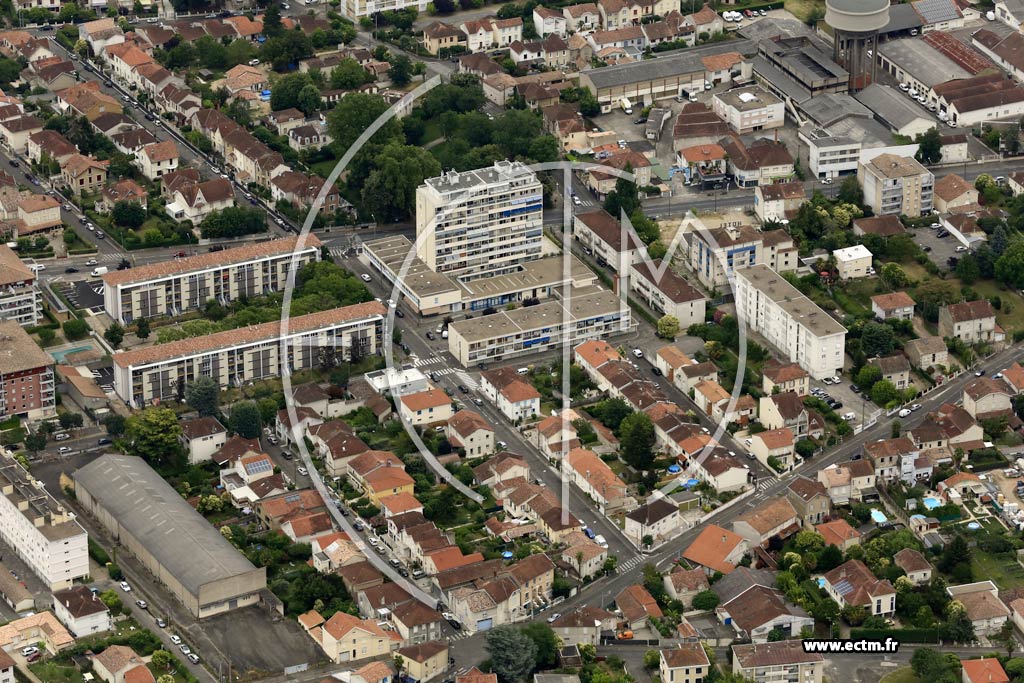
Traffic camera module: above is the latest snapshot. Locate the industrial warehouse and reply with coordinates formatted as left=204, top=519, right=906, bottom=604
left=74, top=454, right=267, bottom=619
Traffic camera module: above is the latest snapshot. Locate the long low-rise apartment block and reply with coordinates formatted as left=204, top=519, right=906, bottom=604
left=102, top=235, right=322, bottom=324
left=0, top=451, right=88, bottom=591
left=113, top=302, right=385, bottom=407
left=0, top=245, right=41, bottom=326
left=362, top=235, right=598, bottom=316
left=447, top=289, right=635, bottom=366
left=734, top=265, right=846, bottom=380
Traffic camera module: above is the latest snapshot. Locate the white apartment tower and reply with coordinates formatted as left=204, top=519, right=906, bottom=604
left=734, top=265, right=847, bottom=380
left=416, top=161, right=544, bottom=282
left=0, top=452, right=89, bottom=590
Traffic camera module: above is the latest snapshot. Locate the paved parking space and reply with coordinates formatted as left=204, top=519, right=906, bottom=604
left=810, top=378, right=872, bottom=423
left=913, top=224, right=964, bottom=271
left=61, top=279, right=104, bottom=311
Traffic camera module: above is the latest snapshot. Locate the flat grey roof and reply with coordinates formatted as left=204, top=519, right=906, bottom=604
left=854, top=83, right=933, bottom=132
left=364, top=235, right=463, bottom=299
left=75, top=454, right=262, bottom=596
left=883, top=3, right=924, bottom=32
left=799, top=93, right=872, bottom=127
left=738, top=264, right=847, bottom=337
left=827, top=115, right=893, bottom=147
left=457, top=255, right=596, bottom=301
left=753, top=56, right=811, bottom=104
left=584, top=40, right=755, bottom=90
left=738, top=17, right=813, bottom=42
left=878, top=38, right=969, bottom=88
left=451, top=289, right=623, bottom=343
left=715, top=85, right=782, bottom=111
left=423, top=160, right=535, bottom=194
left=828, top=0, right=888, bottom=13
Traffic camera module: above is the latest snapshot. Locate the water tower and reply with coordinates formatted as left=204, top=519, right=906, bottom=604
left=826, top=0, right=890, bottom=92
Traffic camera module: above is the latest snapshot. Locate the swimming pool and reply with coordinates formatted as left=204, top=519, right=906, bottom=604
left=923, top=497, right=941, bottom=510
left=870, top=509, right=888, bottom=524
left=50, top=345, right=94, bottom=363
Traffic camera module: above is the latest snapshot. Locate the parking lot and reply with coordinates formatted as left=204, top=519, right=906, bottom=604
left=809, top=377, right=874, bottom=424
left=913, top=223, right=966, bottom=271
left=57, top=279, right=105, bottom=312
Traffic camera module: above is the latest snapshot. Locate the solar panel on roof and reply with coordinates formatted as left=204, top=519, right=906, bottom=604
left=913, top=0, right=960, bottom=23
left=833, top=580, right=854, bottom=596
left=245, top=459, right=273, bottom=475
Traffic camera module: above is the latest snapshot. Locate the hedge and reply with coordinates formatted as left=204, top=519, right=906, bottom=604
left=849, top=628, right=938, bottom=643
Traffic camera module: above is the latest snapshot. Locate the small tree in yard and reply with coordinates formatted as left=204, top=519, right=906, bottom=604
left=25, top=432, right=47, bottom=454
left=135, top=317, right=150, bottom=340
left=185, top=375, right=220, bottom=417
left=795, top=439, right=816, bottom=460
left=151, top=650, right=173, bottom=670
left=692, top=590, right=719, bottom=611
left=104, top=322, right=124, bottom=348
left=62, top=318, right=89, bottom=340
left=656, top=314, right=680, bottom=339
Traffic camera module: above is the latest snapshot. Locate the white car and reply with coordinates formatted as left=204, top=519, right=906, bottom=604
left=20, top=647, right=38, bottom=657
left=86, top=258, right=98, bottom=266
left=119, top=581, right=132, bottom=592
left=910, top=404, right=922, bottom=411
left=248, top=59, right=261, bottom=66
left=58, top=446, right=72, bottom=454
left=297, top=466, right=308, bottom=476
left=898, top=408, right=912, bottom=418
left=386, top=299, right=397, bottom=308
left=632, top=348, right=644, bottom=358
left=955, top=246, right=968, bottom=252
left=170, top=635, right=182, bottom=645
left=360, top=273, right=372, bottom=282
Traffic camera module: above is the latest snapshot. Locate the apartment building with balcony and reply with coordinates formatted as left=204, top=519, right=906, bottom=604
left=447, top=289, right=635, bottom=366
left=112, top=302, right=385, bottom=408
left=687, top=223, right=798, bottom=291
left=0, top=320, right=55, bottom=420
left=0, top=244, right=40, bottom=326
left=415, top=161, right=543, bottom=282
left=101, top=236, right=321, bottom=324
left=0, top=450, right=88, bottom=590
left=734, top=265, right=847, bottom=380
left=731, top=640, right=825, bottom=683
left=859, top=153, right=934, bottom=217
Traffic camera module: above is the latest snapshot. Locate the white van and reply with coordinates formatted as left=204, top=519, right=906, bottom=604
left=516, top=367, right=529, bottom=375
left=90, top=266, right=108, bottom=277
left=842, top=412, right=856, bottom=422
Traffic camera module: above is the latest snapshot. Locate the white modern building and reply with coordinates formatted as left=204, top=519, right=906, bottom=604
left=102, top=236, right=321, bottom=324
left=415, top=161, right=543, bottom=281
left=0, top=245, right=41, bottom=326
left=711, top=86, right=785, bottom=135
left=113, top=302, right=385, bottom=407
left=732, top=641, right=825, bottom=683
left=447, top=289, right=635, bottom=366
left=734, top=265, right=847, bottom=380
left=0, top=452, right=88, bottom=591
left=833, top=244, right=872, bottom=280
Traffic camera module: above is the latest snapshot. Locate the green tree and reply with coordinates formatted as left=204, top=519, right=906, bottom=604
left=656, top=314, right=679, bottom=339
left=870, top=380, right=899, bottom=406
left=104, top=413, right=126, bottom=436
left=326, top=93, right=404, bottom=155
left=855, top=365, right=882, bottom=391
left=914, top=128, right=943, bottom=164
left=62, top=318, right=89, bottom=340
left=150, top=650, right=173, bottom=670
left=603, top=164, right=640, bottom=217
left=98, top=589, right=124, bottom=614
left=297, top=84, right=321, bottom=116
left=643, top=650, right=660, bottom=670
left=619, top=411, right=656, bottom=470
left=879, top=262, right=909, bottom=289
left=185, top=375, right=220, bottom=417
left=485, top=625, right=538, bottom=683
left=692, top=590, right=719, bottom=610
left=837, top=175, right=863, bottom=205
left=104, top=322, right=125, bottom=348
left=389, top=54, right=413, bottom=86
left=112, top=201, right=146, bottom=229
left=361, top=143, right=442, bottom=221
left=126, top=407, right=184, bottom=468
left=520, top=622, right=559, bottom=670
left=330, top=58, right=371, bottom=89
left=135, top=317, right=150, bottom=340
left=861, top=323, right=897, bottom=357
left=956, top=253, right=980, bottom=284
left=157, top=675, right=175, bottom=683
left=200, top=207, right=268, bottom=238
left=58, top=412, right=83, bottom=430
left=229, top=401, right=262, bottom=439
left=270, top=72, right=313, bottom=111
left=795, top=439, right=816, bottom=459
left=995, top=240, right=1024, bottom=289
left=25, top=432, right=47, bottom=454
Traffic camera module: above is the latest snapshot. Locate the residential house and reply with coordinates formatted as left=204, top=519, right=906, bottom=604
left=868, top=354, right=911, bottom=390
left=761, top=361, right=809, bottom=397
left=963, top=377, right=1012, bottom=419
left=564, top=448, right=631, bottom=513
left=1000, top=362, right=1024, bottom=394
left=299, top=610, right=398, bottom=663
left=480, top=367, right=541, bottom=423
left=549, top=607, right=617, bottom=647
left=615, top=584, right=663, bottom=630
left=165, top=177, right=235, bottom=224
left=60, top=154, right=108, bottom=196
left=0, top=115, right=42, bottom=153
left=713, top=567, right=813, bottom=642
left=939, top=300, right=1003, bottom=345
left=894, top=548, right=932, bottom=585
left=682, top=524, right=747, bottom=575
left=750, top=427, right=796, bottom=472
left=179, top=416, right=228, bottom=464
left=422, top=22, right=466, bottom=56
left=933, top=173, right=978, bottom=213
left=397, top=641, right=449, bottom=683
left=732, top=641, right=824, bottom=683
left=822, top=560, right=896, bottom=616
left=136, top=140, right=178, bottom=180
left=90, top=645, right=153, bottom=683
left=563, top=3, right=600, bottom=31
left=814, top=518, right=861, bottom=551
left=624, top=498, right=681, bottom=548
left=871, top=292, right=916, bottom=321
left=759, top=392, right=821, bottom=439
left=659, top=644, right=710, bottom=683
left=754, top=180, right=806, bottom=222
left=398, top=388, right=453, bottom=427
left=785, top=476, right=831, bottom=526
left=26, top=130, right=77, bottom=169
left=392, top=601, right=445, bottom=645
left=731, top=498, right=799, bottom=547
left=692, top=449, right=748, bottom=493
left=904, top=336, right=949, bottom=371
left=472, top=451, right=529, bottom=489
left=947, top=582, right=1010, bottom=636
left=52, top=585, right=111, bottom=636
left=96, top=179, right=148, bottom=214
left=720, top=136, right=794, bottom=188
left=446, top=410, right=495, bottom=458
left=663, top=567, right=709, bottom=606
left=864, top=437, right=919, bottom=482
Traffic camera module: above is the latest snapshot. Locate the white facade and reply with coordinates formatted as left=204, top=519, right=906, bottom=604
left=416, top=161, right=543, bottom=281
left=734, top=265, right=847, bottom=380
left=103, top=236, right=321, bottom=324
left=833, top=245, right=872, bottom=280
left=0, top=454, right=89, bottom=591
left=712, top=87, right=785, bottom=135
left=0, top=246, right=41, bottom=326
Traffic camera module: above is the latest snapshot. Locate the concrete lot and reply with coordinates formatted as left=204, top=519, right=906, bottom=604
left=199, top=605, right=325, bottom=675
left=913, top=223, right=964, bottom=272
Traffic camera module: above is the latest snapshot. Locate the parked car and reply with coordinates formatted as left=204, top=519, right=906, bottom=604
left=297, top=466, right=308, bottom=476
left=360, top=273, right=372, bottom=282
left=136, top=599, right=148, bottom=609
left=898, top=408, right=912, bottom=417
left=119, top=581, right=132, bottom=592
left=187, top=654, right=200, bottom=665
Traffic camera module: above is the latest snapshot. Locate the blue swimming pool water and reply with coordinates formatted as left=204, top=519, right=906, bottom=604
left=667, top=464, right=681, bottom=474
left=923, top=497, right=941, bottom=510
left=870, top=509, right=887, bottom=524
left=682, top=478, right=700, bottom=489
left=50, top=345, right=93, bottom=363
left=967, top=522, right=981, bottom=530
left=817, top=577, right=826, bottom=588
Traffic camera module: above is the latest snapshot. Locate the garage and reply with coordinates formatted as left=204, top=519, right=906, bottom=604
left=476, top=618, right=493, bottom=631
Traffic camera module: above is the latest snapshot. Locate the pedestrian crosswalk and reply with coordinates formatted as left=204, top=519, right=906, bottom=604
left=755, top=479, right=774, bottom=492
left=410, top=356, right=480, bottom=390
left=619, top=554, right=646, bottom=571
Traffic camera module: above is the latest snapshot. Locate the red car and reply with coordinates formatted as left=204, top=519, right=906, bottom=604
left=175, top=251, right=186, bottom=257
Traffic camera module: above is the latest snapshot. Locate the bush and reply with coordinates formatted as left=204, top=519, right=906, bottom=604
left=88, top=538, right=110, bottom=565
left=107, top=562, right=122, bottom=581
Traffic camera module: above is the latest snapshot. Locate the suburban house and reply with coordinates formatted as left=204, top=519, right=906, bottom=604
left=867, top=354, right=911, bottom=390
left=947, top=582, right=1010, bottom=636
left=623, top=498, right=681, bottom=548
left=682, top=525, right=747, bottom=575
left=939, top=300, right=1004, bottom=345
left=894, top=548, right=932, bottom=585
left=731, top=498, right=799, bottom=548
left=299, top=610, right=399, bottom=663
left=750, top=428, right=796, bottom=472
left=480, top=367, right=542, bottom=423
left=761, top=360, right=809, bottom=396
left=785, top=477, right=831, bottom=526
left=822, top=560, right=896, bottom=616
left=52, top=585, right=111, bottom=637
left=871, top=292, right=915, bottom=321
left=446, top=410, right=495, bottom=458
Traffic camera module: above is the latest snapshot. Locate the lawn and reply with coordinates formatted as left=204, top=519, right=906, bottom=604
left=966, top=279, right=1024, bottom=335
left=971, top=548, right=1024, bottom=590
left=29, top=661, right=85, bottom=683
left=880, top=668, right=920, bottom=683
left=785, top=0, right=823, bottom=22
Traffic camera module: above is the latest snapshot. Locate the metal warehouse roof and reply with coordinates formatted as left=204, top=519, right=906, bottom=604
left=75, top=454, right=262, bottom=596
